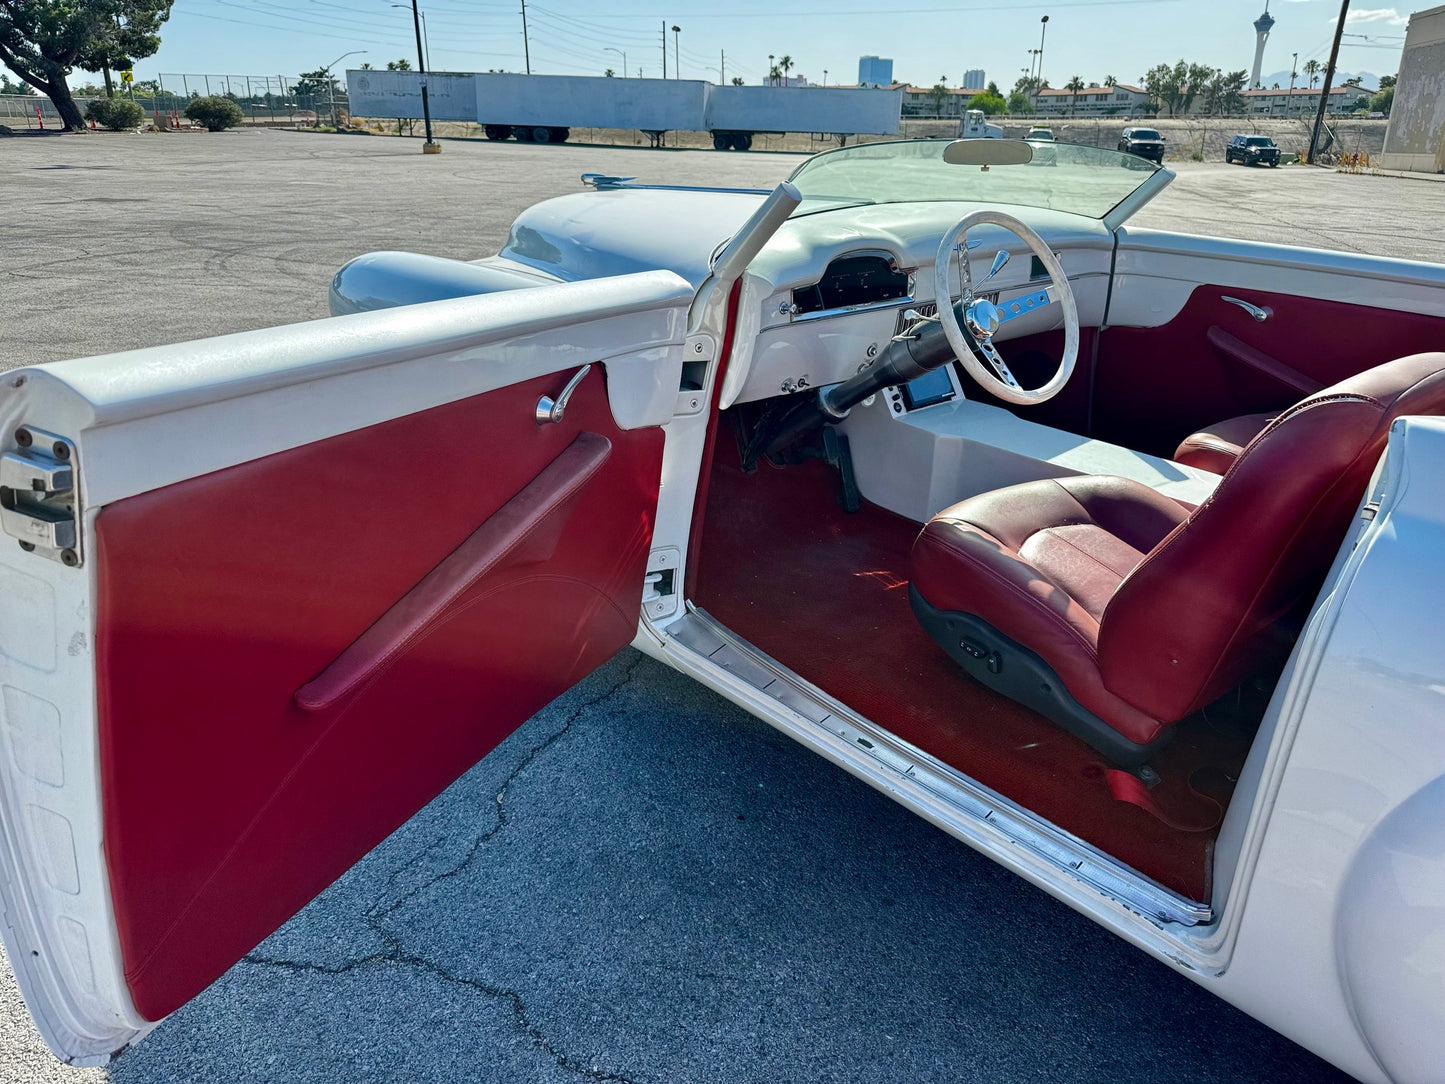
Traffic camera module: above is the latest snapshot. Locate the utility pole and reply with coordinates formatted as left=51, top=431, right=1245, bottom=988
left=1309, top=0, right=1349, bottom=162
left=720, top=50, right=725, bottom=84
left=409, top=0, right=438, bottom=151
left=521, top=0, right=531, bottom=74
left=672, top=25, right=681, bottom=79
left=662, top=22, right=667, bottom=79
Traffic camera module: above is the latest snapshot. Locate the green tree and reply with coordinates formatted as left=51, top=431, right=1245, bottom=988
left=1303, top=59, right=1321, bottom=89
left=730, top=76, right=743, bottom=86
left=603, top=68, right=614, bottom=77
left=777, top=54, right=793, bottom=86
left=293, top=70, right=339, bottom=106
left=1065, top=74, right=1084, bottom=116
left=1006, top=89, right=1035, bottom=115
left=385, top=58, right=411, bottom=71
left=1201, top=68, right=1247, bottom=115
left=1369, top=85, right=1394, bottom=115
left=967, top=90, right=1005, bottom=115
left=1142, top=60, right=1212, bottom=116
left=1104, top=74, right=1117, bottom=87
left=85, top=95, right=142, bottom=129
left=986, top=80, right=1000, bottom=95
left=1378, top=74, right=1396, bottom=90
left=185, top=94, right=243, bottom=131
left=0, top=0, right=173, bottom=130
left=928, top=79, right=948, bottom=114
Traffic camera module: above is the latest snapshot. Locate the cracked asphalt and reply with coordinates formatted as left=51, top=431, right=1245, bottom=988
left=1, top=129, right=1421, bottom=1081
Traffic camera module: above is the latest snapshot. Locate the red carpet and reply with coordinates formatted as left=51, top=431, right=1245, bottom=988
left=693, top=450, right=1257, bottom=901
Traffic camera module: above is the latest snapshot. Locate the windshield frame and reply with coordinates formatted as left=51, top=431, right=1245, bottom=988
left=784, top=138, right=1173, bottom=228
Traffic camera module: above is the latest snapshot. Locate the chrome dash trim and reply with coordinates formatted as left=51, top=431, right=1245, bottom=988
left=664, top=606, right=1213, bottom=928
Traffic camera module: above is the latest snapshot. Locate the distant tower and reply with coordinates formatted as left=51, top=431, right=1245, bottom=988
left=1251, top=2, right=1275, bottom=89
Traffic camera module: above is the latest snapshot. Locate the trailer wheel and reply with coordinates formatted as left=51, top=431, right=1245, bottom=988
left=713, top=132, right=730, bottom=151
left=514, top=127, right=535, bottom=142
left=733, top=133, right=753, bottom=152
left=549, top=127, right=570, bottom=143
left=531, top=126, right=553, bottom=143
left=483, top=125, right=512, bottom=141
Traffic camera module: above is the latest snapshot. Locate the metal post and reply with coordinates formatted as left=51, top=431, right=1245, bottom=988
left=661, top=22, right=667, bottom=79
left=1309, top=0, right=1349, bottom=162
left=672, top=26, right=680, bottom=79
left=721, top=50, right=725, bottom=84
left=421, top=13, right=432, bottom=70
left=1037, top=16, right=1049, bottom=84
left=410, top=0, right=436, bottom=148
left=521, top=0, right=531, bottom=74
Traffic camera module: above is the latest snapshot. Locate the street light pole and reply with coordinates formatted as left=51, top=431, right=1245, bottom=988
left=421, top=12, right=432, bottom=70
left=672, top=25, right=681, bottom=79
left=1037, top=15, right=1049, bottom=84
left=320, top=49, right=366, bottom=129
left=407, top=0, right=437, bottom=151
left=606, top=47, right=627, bottom=78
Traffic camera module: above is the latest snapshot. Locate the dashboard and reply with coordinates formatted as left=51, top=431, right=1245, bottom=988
left=720, top=202, right=1116, bottom=408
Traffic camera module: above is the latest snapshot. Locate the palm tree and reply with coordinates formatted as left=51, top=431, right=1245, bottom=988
left=778, top=54, right=794, bottom=86
left=603, top=68, right=615, bottom=78
left=1066, top=74, right=1085, bottom=116
left=1303, top=59, right=1321, bottom=90
left=768, top=64, right=782, bottom=86
left=1104, top=74, right=1117, bottom=87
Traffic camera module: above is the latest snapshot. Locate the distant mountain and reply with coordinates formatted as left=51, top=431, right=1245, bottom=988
left=1256, top=69, right=1382, bottom=92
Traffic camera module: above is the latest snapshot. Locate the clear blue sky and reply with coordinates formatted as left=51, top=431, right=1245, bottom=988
left=16, top=0, right=1411, bottom=91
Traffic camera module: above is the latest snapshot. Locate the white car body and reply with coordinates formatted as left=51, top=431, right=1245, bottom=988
left=1, top=140, right=1443, bottom=1082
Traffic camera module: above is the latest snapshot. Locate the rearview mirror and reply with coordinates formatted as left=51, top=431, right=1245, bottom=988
left=943, top=139, right=1034, bottom=167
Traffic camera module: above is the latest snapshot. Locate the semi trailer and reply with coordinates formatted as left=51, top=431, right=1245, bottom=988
left=346, top=70, right=903, bottom=149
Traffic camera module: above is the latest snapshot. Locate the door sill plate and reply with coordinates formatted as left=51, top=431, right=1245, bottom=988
left=662, top=606, right=1212, bottom=928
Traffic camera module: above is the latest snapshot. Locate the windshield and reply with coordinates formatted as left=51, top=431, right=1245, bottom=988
left=1130, top=129, right=1162, bottom=140
left=1245, top=136, right=1275, bottom=146
left=786, top=139, right=1164, bottom=222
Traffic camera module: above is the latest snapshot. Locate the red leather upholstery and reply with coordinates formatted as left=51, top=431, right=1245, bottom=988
left=1173, top=411, right=1277, bottom=474
left=913, top=352, right=1445, bottom=749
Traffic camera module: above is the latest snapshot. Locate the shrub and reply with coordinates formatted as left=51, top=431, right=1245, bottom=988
left=185, top=95, right=244, bottom=132
left=85, top=97, right=145, bottom=131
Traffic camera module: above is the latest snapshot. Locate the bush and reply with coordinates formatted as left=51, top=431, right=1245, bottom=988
left=85, top=97, right=145, bottom=131
left=185, top=95, right=244, bottom=132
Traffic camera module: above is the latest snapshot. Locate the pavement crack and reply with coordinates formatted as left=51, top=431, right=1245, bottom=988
left=245, top=652, right=646, bottom=1084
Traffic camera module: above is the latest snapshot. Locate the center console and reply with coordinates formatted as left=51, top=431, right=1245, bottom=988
left=841, top=364, right=1222, bottom=523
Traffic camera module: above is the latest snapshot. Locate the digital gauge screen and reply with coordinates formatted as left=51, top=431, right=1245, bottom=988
left=900, top=366, right=956, bottom=411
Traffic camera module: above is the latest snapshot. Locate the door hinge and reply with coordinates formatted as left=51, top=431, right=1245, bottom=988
left=0, top=427, right=82, bottom=567
left=642, top=547, right=681, bottom=619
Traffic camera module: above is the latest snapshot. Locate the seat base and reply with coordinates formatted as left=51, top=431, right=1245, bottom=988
left=909, top=585, right=1171, bottom=768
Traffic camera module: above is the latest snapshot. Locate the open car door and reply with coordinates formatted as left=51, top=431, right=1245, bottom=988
left=0, top=270, right=693, bottom=1063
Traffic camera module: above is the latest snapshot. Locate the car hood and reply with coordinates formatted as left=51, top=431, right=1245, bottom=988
left=499, top=188, right=769, bottom=287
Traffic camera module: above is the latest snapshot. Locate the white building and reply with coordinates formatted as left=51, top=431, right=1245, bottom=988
left=1244, top=85, right=1357, bottom=115
left=962, top=69, right=985, bottom=90
left=1033, top=83, right=1152, bottom=117
left=858, top=56, right=894, bottom=88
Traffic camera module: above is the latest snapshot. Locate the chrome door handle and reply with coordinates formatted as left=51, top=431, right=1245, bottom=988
left=1221, top=295, right=1272, bottom=322
left=535, top=364, right=592, bottom=425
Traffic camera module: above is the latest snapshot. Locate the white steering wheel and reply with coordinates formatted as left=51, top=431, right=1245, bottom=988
left=933, top=209, right=1079, bottom=406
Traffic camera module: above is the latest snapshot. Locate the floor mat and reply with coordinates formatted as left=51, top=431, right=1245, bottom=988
left=693, top=450, right=1258, bottom=901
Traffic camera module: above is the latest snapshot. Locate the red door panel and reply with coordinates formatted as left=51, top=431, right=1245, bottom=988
left=95, top=368, right=662, bottom=1020
left=1096, top=287, right=1445, bottom=455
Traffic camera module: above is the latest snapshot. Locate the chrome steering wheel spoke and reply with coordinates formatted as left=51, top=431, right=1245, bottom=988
left=975, top=337, right=1022, bottom=390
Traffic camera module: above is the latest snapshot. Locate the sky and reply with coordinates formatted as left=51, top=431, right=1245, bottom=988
left=10, top=0, right=1411, bottom=93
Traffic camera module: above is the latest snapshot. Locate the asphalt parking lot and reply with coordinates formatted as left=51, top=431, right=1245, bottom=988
left=4, top=128, right=1431, bottom=1082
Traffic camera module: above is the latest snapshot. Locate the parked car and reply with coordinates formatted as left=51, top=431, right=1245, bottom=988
left=1025, top=126, right=1054, bottom=141
left=4, top=138, right=1445, bottom=1084
left=1116, top=125, right=1165, bottom=161
left=1226, top=133, right=1281, bottom=167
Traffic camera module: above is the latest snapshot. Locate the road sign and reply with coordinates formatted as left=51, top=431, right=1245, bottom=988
left=121, top=70, right=133, bottom=84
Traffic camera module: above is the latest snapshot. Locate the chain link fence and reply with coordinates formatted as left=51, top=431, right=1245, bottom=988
left=1, top=75, right=347, bottom=130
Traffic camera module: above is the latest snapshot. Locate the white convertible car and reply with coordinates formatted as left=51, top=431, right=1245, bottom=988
left=1, top=139, right=1442, bottom=1081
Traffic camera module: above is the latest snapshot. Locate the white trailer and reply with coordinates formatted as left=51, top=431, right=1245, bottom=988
left=704, top=85, right=903, bottom=150
left=345, top=70, right=903, bottom=149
